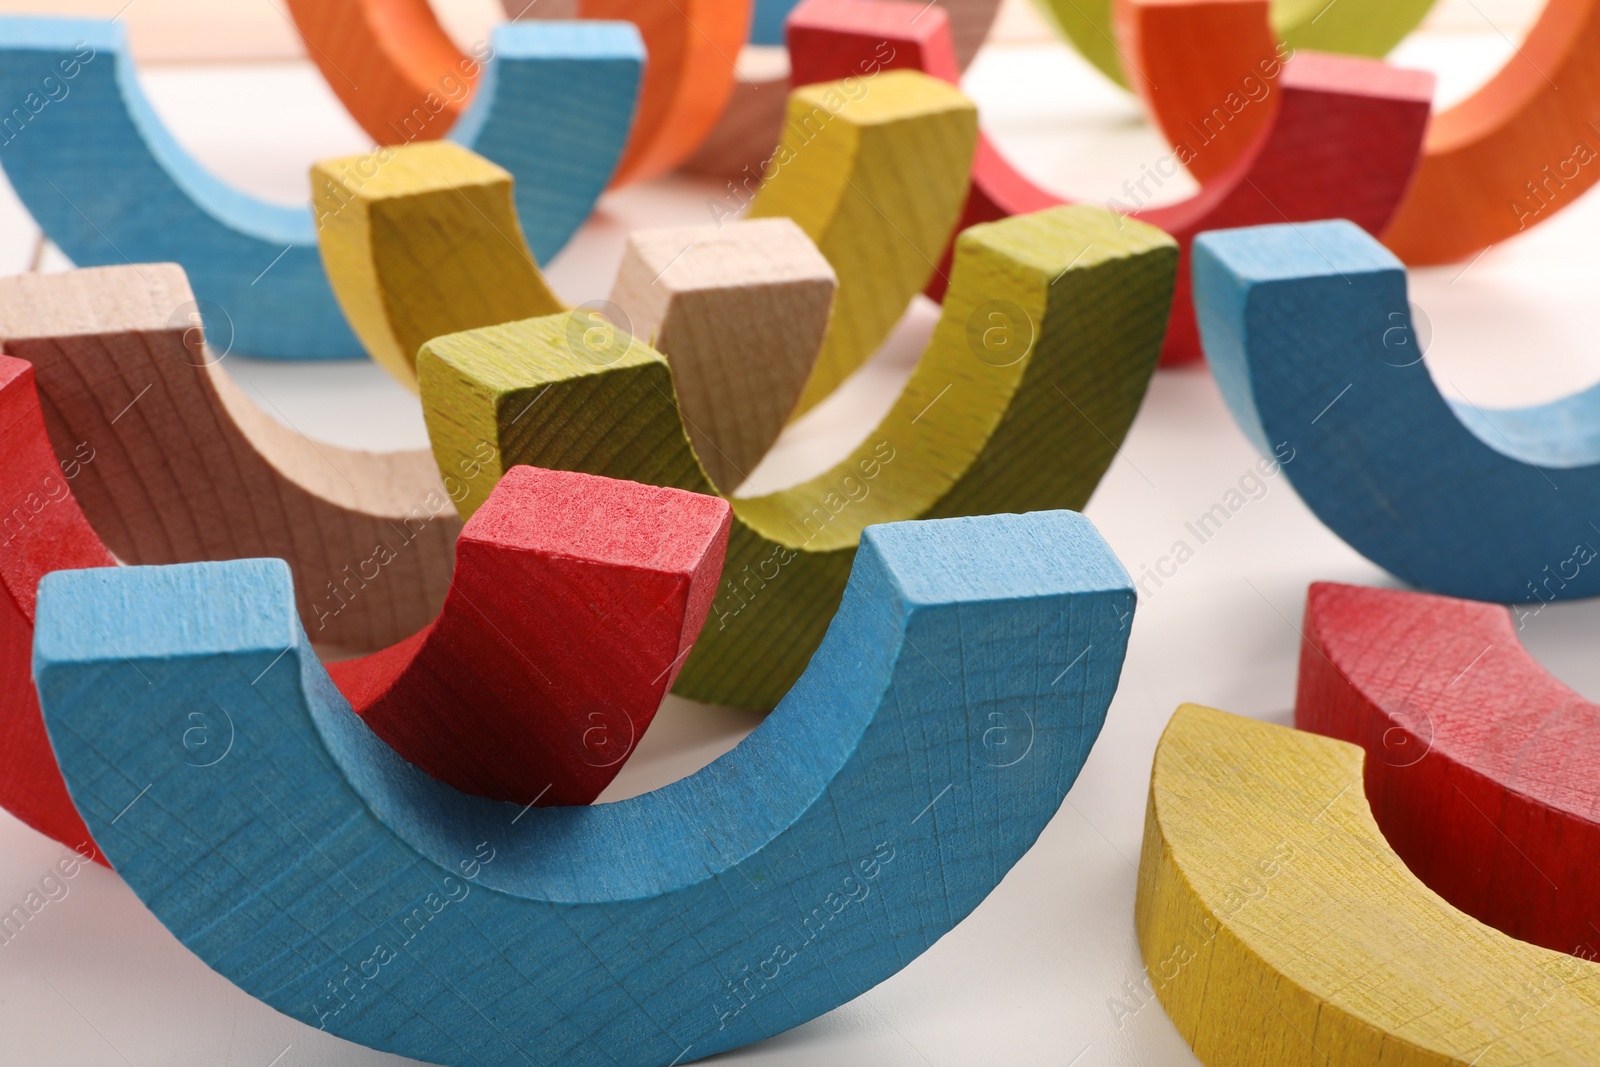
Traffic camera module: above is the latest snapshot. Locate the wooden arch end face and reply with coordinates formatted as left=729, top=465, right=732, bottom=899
left=35, top=510, right=1132, bottom=1066
left=1297, top=581, right=1600, bottom=958
left=1138, top=704, right=1600, bottom=1067
left=418, top=206, right=1173, bottom=710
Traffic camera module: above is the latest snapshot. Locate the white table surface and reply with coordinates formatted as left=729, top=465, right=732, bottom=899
left=3, top=2, right=1598, bottom=1064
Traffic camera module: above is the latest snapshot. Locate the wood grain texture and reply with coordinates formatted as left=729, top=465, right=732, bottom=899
left=318, top=71, right=976, bottom=413
left=419, top=205, right=1174, bottom=710
left=683, top=0, right=1002, bottom=178
left=1137, top=703, right=1600, bottom=1066
left=745, top=68, right=977, bottom=414
left=0, top=18, right=639, bottom=361
left=1297, top=581, right=1600, bottom=959
left=0, top=356, right=110, bottom=860
left=1195, top=219, right=1600, bottom=603
left=285, top=0, right=471, bottom=143
left=290, top=0, right=743, bottom=184
left=36, top=509, right=1134, bottom=1066
left=1, top=348, right=723, bottom=852
left=316, top=140, right=835, bottom=482
left=315, top=140, right=564, bottom=389
left=1382, top=0, right=1600, bottom=264
left=0, top=264, right=460, bottom=652
left=330, top=466, right=731, bottom=806
left=785, top=4, right=1431, bottom=364
left=1039, top=0, right=1435, bottom=90
left=609, top=217, right=836, bottom=492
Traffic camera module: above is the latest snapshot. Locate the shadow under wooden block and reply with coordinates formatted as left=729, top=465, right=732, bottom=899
left=418, top=205, right=1175, bottom=709
left=36, top=509, right=1134, bottom=1066
left=1137, top=704, right=1600, bottom=1066
left=0, top=17, right=640, bottom=360
left=1296, top=581, right=1600, bottom=959
left=783, top=0, right=1434, bottom=365
left=1194, top=219, right=1600, bottom=602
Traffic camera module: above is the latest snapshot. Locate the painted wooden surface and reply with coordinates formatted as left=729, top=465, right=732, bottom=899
left=1297, top=582, right=1600, bottom=960
left=1383, top=0, right=1600, bottom=264
left=417, top=205, right=1173, bottom=710
left=609, top=218, right=836, bottom=492
left=1119, top=0, right=1600, bottom=262
left=290, top=0, right=744, bottom=184
left=1040, top=0, right=1435, bottom=90
left=0, top=264, right=460, bottom=652
left=685, top=0, right=1001, bottom=178
left=785, top=2, right=1431, bottom=364
left=744, top=69, right=976, bottom=414
left=319, top=72, right=976, bottom=413
left=315, top=141, right=565, bottom=389
left=0, top=17, right=640, bottom=361
left=1195, top=219, right=1600, bottom=603
left=0, top=350, right=727, bottom=850
left=1113, top=0, right=1285, bottom=184
left=0, top=356, right=110, bottom=861
left=1137, top=703, right=1600, bottom=1066
left=330, top=466, right=731, bottom=806
left=36, top=509, right=1135, bottom=1066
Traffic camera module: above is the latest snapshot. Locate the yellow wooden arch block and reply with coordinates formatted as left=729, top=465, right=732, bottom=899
left=743, top=73, right=976, bottom=415
left=313, top=141, right=562, bottom=388
left=1138, top=704, right=1600, bottom=1066
left=417, top=204, right=1174, bottom=710
left=315, top=71, right=976, bottom=418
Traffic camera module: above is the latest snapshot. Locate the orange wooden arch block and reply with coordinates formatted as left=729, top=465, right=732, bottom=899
left=286, top=0, right=749, bottom=183
left=1120, top=0, right=1600, bottom=263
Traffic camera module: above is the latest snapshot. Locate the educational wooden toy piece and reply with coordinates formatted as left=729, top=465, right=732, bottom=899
left=328, top=465, right=731, bottom=806
left=783, top=0, right=1432, bottom=365
left=319, top=71, right=977, bottom=416
left=1297, top=582, right=1600, bottom=960
left=316, top=144, right=840, bottom=487
left=1123, top=0, right=1600, bottom=262
left=609, top=219, right=837, bottom=492
left=1040, top=0, right=1435, bottom=91
left=316, top=132, right=1173, bottom=711
left=36, top=509, right=1135, bottom=1067
left=0, top=348, right=730, bottom=856
left=0, top=357, right=110, bottom=858
left=1195, top=219, right=1600, bottom=603
left=0, top=17, right=640, bottom=361
left=1137, top=704, right=1600, bottom=1066
left=288, top=0, right=746, bottom=184
left=0, top=264, right=459, bottom=652
left=685, top=0, right=1000, bottom=179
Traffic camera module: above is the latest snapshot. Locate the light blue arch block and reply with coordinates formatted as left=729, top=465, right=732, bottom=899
left=36, top=510, right=1132, bottom=1066
left=1196, top=218, right=1600, bottom=604
left=0, top=18, right=641, bottom=360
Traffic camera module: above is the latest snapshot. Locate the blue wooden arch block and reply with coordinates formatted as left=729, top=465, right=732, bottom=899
left=0, top=18, right=641, bottom=360
left=35, top=510, right=1132, bottom=1067
left=1195, top=219, right=1600, bottom=604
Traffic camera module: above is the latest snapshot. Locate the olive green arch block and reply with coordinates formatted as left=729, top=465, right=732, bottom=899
left=1040, top=0, right=1438, bottom=90
left=421, top=205, right=1176, bottom=709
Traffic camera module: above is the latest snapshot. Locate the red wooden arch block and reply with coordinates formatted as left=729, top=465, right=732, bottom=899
left=787, top=0, right=1432, bottom=365
left=1298, top=581, right=1600, bottom=958
left=1, top=356, right=729, bottom=860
